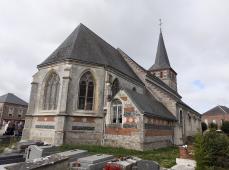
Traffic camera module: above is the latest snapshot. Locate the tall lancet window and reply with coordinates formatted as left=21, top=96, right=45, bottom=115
left=78, top=71, right=95, bottom=110
left=43, top=72, right=60, bottom=110
left=111, top=78, right=119, bottom=97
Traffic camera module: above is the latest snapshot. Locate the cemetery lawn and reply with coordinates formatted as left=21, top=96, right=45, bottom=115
left=0, top=137, right=20, bottom=153
left=60, top=144, right=179, bottom=168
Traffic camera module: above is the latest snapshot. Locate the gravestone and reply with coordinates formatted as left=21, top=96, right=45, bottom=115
left=133, top=160, right=160, bottom=170
left=104, top=157, right=141, bottom=170
left=16, top=140, right=44, bottom=153
left=0, top=153, right=25, bottom=165
left=72, top=154, right=114, bottom=170
left=25, top=145, right=59, bottom=162
left=56, top=149, right=89, bottom=162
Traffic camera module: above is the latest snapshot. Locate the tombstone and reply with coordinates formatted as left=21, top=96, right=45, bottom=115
left=16, top=140, right=44, bottom=153
left=25, top=145, right=59, bottom=162
left=4, top=154, right=69, bottom=170
left=56, top=149, right=89, bottom=162
left=72, top=154, right=114, bottom=170
left=5, top=149, right=89, bottom=170
left=134, top=160, right=160, bottom=170
left=104, top=157, right=141, bottom=170
left=0, top=153, right=25, bottom=165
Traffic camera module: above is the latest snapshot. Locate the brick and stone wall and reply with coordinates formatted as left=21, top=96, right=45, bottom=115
left=104, top=90, right=144, bottom=150
left=64, top=116, right=103, bottom=145
left=23, top=50, right=201, bottom=149
left=149, top=68, right=177, bottom=92
left=23, top=115, right=57, bottom=144
left=143, top=116, right=174, bottom=149
left=0, top=103, right=27, bottom=123
left=23, top=61, right=144, bottom=146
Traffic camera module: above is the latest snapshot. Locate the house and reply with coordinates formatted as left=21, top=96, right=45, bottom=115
left=0, top=93, right=28, bottom=125
left=22, top=23, right=201, bottom=150
left=202, top=105, right=229, bottom=128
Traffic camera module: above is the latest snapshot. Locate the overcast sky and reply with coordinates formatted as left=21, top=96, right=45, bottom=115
left=0, top=0, right=229, bottom=113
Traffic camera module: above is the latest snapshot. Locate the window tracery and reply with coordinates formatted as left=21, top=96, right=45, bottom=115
left=78, top=71, right=94, bottom=110
left=43, top=72, right=60, bottom=110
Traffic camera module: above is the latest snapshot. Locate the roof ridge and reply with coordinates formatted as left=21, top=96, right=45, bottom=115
left=68, top=24, right=82, bottom=58
left=38, top=23, right=142, bottom=84
left=123, top=88, right=176, bottom=120
left=218, top=105, right=228, bottom=114
left=117, top=48, right=181, bottom=99
left=0, top=93, right=27, bottom=106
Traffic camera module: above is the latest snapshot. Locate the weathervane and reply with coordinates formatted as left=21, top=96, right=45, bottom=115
left=159, top=18, right=162, bottom=32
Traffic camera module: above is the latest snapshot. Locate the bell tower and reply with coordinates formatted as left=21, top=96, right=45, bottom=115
left=149, top=21, right=177, bottom=91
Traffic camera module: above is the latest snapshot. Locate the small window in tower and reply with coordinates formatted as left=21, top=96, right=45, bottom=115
left=132, top=87, right=136, bottom=91
left=160, top=72, right=163, bottom=78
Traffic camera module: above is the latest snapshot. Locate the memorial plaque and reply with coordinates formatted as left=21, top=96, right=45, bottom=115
left=123, top=123, right=137, bottom=128
left=144, top=124, right=172, bottom=130
left=72, top=126, right=95, bottom=131
left=35, top=125, right=55, bottom=129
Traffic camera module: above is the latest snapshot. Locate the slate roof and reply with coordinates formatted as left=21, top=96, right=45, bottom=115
left=177, top=100, right=201, bottom=117
left=203, top=105, right=229, bottom=116
left=149, top=31, right=172, bottom=71
left=0, top=93, right=28, bottom=106
left=117, top=48, right=181, bottom=99
left=39, top=23, right=141, bottom=83
left=124, top=89, right=176, bottom=121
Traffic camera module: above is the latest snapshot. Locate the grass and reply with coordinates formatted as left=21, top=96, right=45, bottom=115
left=59, top=144, right=179, bottom=168
left=0, top=136, right=21, bottom=153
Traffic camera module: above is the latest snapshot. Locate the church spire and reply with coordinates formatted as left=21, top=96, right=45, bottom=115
left=149, top=29, right=171, bottom=71
left=149, top=21, right=177, bottom=91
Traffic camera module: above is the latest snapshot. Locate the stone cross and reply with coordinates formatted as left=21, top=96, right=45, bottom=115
left=159, top=18, right=162, bottom=31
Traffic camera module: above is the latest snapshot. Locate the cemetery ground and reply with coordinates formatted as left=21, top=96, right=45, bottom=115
left=0, top=140, right=178, bottom=168
left=59, top=144, right=179, bottom=168
left=0, top=137, right=20, bottom=153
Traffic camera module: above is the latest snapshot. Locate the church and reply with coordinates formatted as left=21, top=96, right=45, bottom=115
left=22, top=23, right=201, bottom=150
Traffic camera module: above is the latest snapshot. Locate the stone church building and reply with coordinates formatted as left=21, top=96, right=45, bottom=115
left=22, top=23, right=201, bottom=150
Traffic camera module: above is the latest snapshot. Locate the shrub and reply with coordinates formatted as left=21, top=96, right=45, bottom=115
left=194, top=131, right=229, bottom=169
left=208, top=122, right=218, bottom=130
left=201, top=122, right=207, bottom=132
left=221, top=121, right=229, bottom=135
left=194, top=133, right=208, bottom=170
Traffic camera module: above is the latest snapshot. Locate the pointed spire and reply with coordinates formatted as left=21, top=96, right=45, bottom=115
left=149, top=29, right=171, bottom=71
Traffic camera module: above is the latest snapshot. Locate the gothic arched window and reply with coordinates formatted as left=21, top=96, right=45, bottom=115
left=112, top=99, right=122, bottom=124
left=78, top=71, right=94, bottom=110
left=43, top=72, right=60, bottom=110
left=111, top=78, right=119, bottom=97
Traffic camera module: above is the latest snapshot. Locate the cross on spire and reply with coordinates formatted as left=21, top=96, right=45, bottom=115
left=159, top=18, right=162, bottom=32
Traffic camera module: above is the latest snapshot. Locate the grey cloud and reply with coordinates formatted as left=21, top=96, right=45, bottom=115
left=0, top=0, right=229, bottom=113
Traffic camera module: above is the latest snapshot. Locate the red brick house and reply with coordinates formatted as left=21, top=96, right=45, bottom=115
left=0, top=93, right=28, bottom=125
left=202, top=105, right=229, bottom=128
